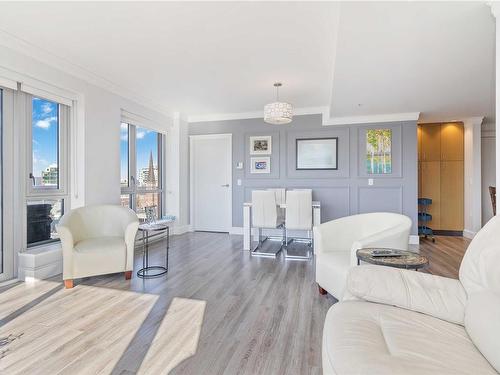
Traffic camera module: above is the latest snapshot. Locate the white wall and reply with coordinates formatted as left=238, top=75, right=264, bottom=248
left=0, top=45, right=171, bottom=206
left=482, top=122, right=496, bottom=224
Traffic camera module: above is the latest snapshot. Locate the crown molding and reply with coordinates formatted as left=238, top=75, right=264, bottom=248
left=323, top=112, right=420, bottom=126
left=187, top=106, right=329, bottom=123
left=0, top=28, right=172, bottom=118
left=418, top=116, right=485, bottom=125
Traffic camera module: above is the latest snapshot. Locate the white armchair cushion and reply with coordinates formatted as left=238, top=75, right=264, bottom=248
left=73, top=237, right=126, bottom=278
left=323, top=301, right=497, bottom=375
left=346, top=265, right=467, bottom=325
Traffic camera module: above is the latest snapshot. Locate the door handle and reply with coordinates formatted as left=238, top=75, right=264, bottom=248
left=221, top=184, right=230, bottom=187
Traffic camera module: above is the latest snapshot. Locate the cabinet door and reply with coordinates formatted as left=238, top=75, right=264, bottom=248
left=440, top=161, right=464, bottom=230
left=421, top=124, right=441, bottom=161
left=441, top=123, right=464, bottom=161
left=420, top=161, right=441, bottom=229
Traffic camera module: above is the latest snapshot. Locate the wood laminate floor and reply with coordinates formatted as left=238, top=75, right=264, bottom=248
left=0, top=233, right=468, bottom=375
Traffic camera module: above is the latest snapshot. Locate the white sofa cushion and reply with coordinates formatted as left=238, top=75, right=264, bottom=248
left=73, top=237, right=126, bottom=278
left=323, top=301, right=497, bottom=375
left=465, top=291, right=500, bottom=372
left=346, top=265, right=467, bottom=325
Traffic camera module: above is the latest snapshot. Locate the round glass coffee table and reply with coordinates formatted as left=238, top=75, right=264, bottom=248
left=137, top=222, right=171, bottom=278
left=356, top=248, right=429, bottom=271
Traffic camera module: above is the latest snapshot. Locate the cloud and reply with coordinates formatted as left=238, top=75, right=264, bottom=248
left=41, top=102, right=54, bottom=114
left=35, top=116, right=57, bottom=129
left=120, top=123, right=128, bottom=130
left=121, top=134, right=128, bottom=142
left=136, top=131, right=146, bottom=139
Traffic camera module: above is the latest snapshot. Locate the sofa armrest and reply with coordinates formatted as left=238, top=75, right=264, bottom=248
left=346, top=265, right=467, bottom=325
left=56, top=224, right=75, bottom=280
left=124, top=221, right=139, bottom=271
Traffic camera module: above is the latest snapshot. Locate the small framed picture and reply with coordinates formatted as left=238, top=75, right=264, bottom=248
left=250, top=136, right=272, bottom=155
left=250, top=157, right=271, bottom=174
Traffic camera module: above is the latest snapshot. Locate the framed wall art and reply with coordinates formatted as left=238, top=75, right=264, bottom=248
left=250, top=157, right=271, bottom=174
left=249, top=136, right=272, bottom=155
left=366, top=129, right=392, bottom=174
left=296, top=137, right=338, bottom=170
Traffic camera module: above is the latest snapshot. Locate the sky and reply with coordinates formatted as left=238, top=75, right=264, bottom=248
left=32, top=97, right=58, bottom=180
left=120, top=123, right=159, bottom=185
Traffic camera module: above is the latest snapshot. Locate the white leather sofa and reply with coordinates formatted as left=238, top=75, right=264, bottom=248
left=322, top=215, right=500, bottom=375
left=314, top=212, right=412, bottom=300
left=57, top=205, right=139, bottom=288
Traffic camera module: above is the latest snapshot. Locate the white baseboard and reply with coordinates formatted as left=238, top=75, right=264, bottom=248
left=463, top=229, right=476, bottom=239
left=409, top=235, right=420, bottom=245
left=172, top=224, right=192, bottom=235
left=18, top=244, right=63, bottom=281
left=230, top=227, right=243, bottom=235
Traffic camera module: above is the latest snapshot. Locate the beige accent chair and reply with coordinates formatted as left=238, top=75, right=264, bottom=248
left=314, top=212, right=412, bottom=300
left=322, top=215, right=500, bottom=375
left=57, top=205, right=139, bottom=288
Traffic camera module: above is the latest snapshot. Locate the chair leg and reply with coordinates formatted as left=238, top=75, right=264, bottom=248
left=318, top=284, right=327, bottom=295
left=125, top=271, right=132, bottom=280
left=64, top=279, right=74, bottom=289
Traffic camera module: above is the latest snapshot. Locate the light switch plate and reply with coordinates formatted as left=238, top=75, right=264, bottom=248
left=236, top=162, right=243, bottom=169
left=237, top=179, right=242, bottom=186
left=368, top=178, right=374, bottom=186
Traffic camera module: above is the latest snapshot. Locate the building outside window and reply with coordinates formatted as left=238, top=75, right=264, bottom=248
left=120, top=122, right=164, bottom=220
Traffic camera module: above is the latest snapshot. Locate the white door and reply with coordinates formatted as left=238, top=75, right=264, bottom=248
left=190, top=134, right=232, bottom=232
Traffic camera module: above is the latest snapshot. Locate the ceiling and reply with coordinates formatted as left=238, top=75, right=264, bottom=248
left=0, top=2, right=495, bottom=123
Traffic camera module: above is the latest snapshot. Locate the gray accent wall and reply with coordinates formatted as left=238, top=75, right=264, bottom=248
left=189, top=114, right=418, bottom=234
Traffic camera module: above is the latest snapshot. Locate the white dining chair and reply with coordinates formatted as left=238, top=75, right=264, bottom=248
left=284, top=189, right=313, bottom=259
left=251, top=190, right=285, bottom=257
left=267, top=188, right=286, bottom=222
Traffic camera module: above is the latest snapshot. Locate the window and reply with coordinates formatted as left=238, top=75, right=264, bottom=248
left=26, top=96, right=69, bottom=247
left=31, top=98, right=59, bottom=188
left=120, top=123, right=129, bottom=187
left=120, top=123, right=164, bottom=220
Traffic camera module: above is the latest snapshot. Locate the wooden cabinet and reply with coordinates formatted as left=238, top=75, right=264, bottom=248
left=421, top=123, right=441, bottom=161
left=440, top=161, right=464, bottom=230
left=441, top=123, right=464, bottom=161
left=419, top=122, right=464, bottom=232
left=421, top=161, right=441, bottom=229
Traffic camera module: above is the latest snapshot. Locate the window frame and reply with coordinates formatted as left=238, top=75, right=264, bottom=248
left=24, top=93, right=70, bottom=249
left=26, top=94, right=70, bottom=197
left=120, top=123, right=165, bottom=218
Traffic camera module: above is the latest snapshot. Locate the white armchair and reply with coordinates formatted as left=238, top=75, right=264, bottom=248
left=323, top=215, right=500, bottom=375
left=57, top=205, right=139, bottom=288
left=314, top=212, right=412, bottom=300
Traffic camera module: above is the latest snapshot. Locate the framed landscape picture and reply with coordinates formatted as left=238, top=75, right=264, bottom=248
left=249, top=136, right=272, bottom=155
left=250, top=157, right=271, bottom=174
left=366, top=129, right=392, bottom=174
left=296, top=138, right=338, bottom=170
